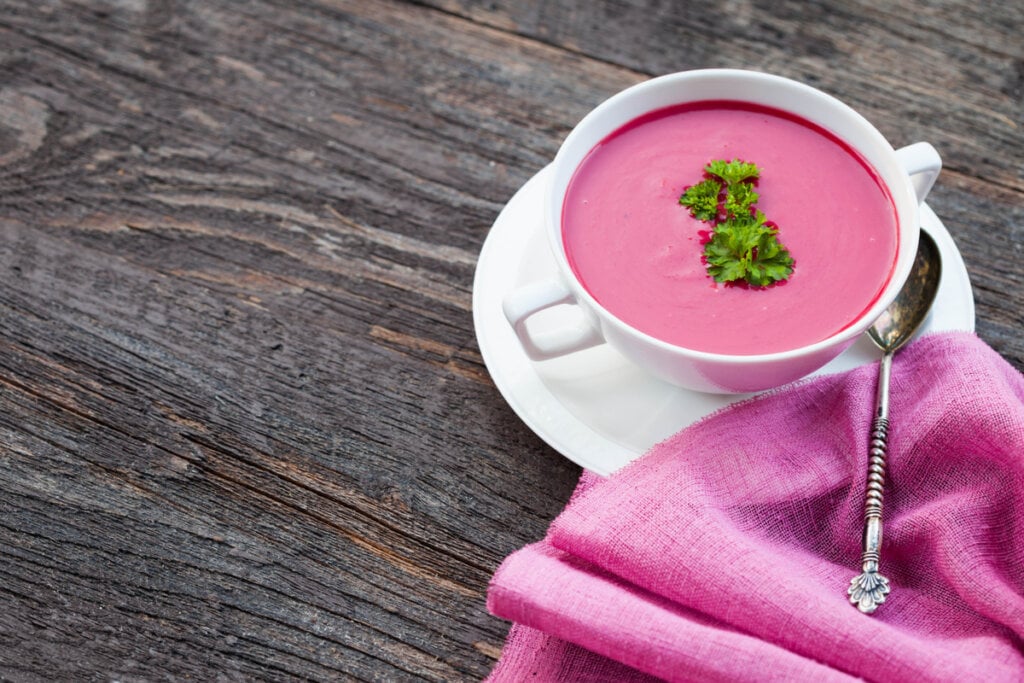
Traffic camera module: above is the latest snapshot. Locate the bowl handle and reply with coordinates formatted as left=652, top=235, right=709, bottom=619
left=894, top=142, right=942, bottom=204
left=502, top=279, right=605, bottom=360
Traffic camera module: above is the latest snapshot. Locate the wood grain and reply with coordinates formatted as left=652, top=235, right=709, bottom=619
left=0, top=0, right=1020, bottom=680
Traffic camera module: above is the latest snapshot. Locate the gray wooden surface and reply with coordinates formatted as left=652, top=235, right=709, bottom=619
left=0, top=1, right=1020, bottom=680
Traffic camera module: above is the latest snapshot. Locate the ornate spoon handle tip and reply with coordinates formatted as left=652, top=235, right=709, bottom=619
left=848, top=409, right=892, bottom=613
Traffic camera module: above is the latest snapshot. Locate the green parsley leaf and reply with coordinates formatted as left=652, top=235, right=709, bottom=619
left=679, top=178, right=721, bottom=221
left=704, top=213, right=766, bottom=282
left=724, top=181, right=759, bottom=218
left=704, top=234, right=752, bottom=283
left=679, top=158, right=793, bottom=286
left=703, top=212, right=794, bottom=287
left=705, top=159, right=759, bottom=185
left=747, top=232, right=795, bottom=287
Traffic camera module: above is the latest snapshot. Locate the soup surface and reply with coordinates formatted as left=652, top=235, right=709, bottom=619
left=562, top=101, right=898, bottom=355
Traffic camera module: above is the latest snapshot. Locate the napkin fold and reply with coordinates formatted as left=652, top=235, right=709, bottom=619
left=487, top=332, right=1024, bottom=682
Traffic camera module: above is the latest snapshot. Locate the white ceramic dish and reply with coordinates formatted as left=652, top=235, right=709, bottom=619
left=473, top=165, right=975, bottom=476
left=504, top=69, right=942, bottom=393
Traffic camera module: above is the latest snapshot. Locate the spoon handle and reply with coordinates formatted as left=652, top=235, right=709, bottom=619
left=848, top=352, right=893, bottom=614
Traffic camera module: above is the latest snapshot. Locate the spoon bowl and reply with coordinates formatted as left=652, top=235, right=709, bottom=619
left=868, top=231, right=943, bottom=353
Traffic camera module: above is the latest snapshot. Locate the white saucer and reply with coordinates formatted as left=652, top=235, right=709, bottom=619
left=472, top=166, right=975, bottom=476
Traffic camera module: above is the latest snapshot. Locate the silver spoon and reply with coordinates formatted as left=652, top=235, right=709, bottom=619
left=847, top=230, right=942, bottom=614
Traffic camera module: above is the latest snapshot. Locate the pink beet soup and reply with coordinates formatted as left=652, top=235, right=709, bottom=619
left=561, top=101, right=898, bottom=355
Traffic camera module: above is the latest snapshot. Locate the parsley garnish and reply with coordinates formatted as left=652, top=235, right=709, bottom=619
left=678, top=178, right=721, bottom=222
left=679, top=159, right=793, bottom=286
left=724, top=180, right=758, bottom=218
left=704, top=212, right=794, bottom=287
left=705, top=159, right=759, bottom=185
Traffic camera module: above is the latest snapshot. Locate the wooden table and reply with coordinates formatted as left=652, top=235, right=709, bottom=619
left=1, top=1, right=1020, bottom=680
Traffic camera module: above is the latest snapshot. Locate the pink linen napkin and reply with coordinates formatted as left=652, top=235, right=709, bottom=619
left=486, top=332, right=1024, bottom=682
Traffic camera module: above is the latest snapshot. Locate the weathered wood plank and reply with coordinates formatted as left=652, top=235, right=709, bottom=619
left=0, top=1, right=591, bottom=678
left=0, top=209, right=575, bottom=679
